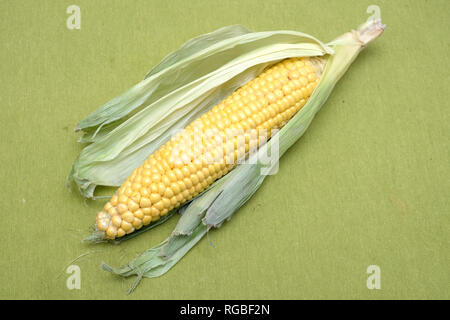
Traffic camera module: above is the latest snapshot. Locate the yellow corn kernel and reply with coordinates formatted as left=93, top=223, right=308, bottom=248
left=142, top=216, right=152, bottom=226
left=111, top=215, right=122, bottom=227
left=116, top=228, right=126, bottom=238
left=106, top=226, right=117, bottom=239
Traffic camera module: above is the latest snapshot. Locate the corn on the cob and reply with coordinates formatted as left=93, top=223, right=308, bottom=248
left=96, top=57, right=324, bottom=239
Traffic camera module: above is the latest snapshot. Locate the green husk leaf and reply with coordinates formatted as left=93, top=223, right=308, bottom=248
left=143, top=25, right=252, bottom=79
left=75, top=25, right=250, bottom=132
left=103, top=19, right=385, bottom=292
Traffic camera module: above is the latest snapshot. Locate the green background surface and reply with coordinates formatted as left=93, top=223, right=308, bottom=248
left=0, top=0, right=448, bottom=299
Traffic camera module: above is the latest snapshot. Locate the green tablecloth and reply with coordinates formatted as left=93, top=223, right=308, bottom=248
left=0, top=0, right=448, bottom=299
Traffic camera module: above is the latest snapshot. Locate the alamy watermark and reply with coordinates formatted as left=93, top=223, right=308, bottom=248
left=66, top=5, right=81, bottom=30
left=66, top=264, right=81, bottom=290
left=366, top=265, right=381, bottom=290
left=168, top=124, right=280, bottom=176
left=366, top=5, right=381, bottom=22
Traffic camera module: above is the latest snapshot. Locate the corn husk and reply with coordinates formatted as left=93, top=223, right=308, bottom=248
left=95, top=19, right=385, bottom=292
left=68, top=26, right=332, bottom=198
